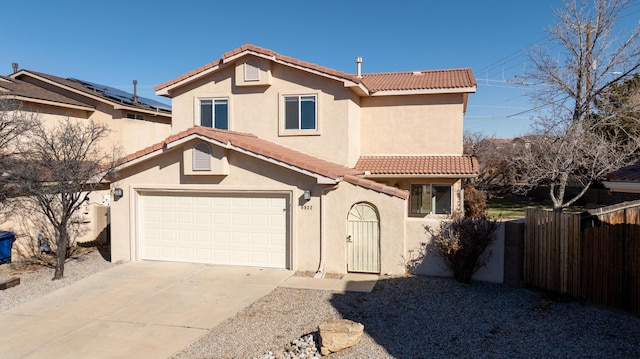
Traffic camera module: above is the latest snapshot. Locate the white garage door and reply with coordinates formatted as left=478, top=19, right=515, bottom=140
left=138, top=192, right=288, bottom=268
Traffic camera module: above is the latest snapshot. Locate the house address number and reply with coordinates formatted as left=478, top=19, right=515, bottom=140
left=301, top=205, right=313, bottom=210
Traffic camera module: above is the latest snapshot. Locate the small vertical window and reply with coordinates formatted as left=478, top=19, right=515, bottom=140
left=193, top=142, right=211, bottom=171
left=200, top=98, right=228, bottom=130
left=244, top=58, right=260, bottom=81
left=284, top=95, right=316, bottom=130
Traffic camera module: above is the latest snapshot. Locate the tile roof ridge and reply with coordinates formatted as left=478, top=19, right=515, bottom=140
left=361, top=68, right=473, bottom=76
left=358, top=154, right=475, bottom=158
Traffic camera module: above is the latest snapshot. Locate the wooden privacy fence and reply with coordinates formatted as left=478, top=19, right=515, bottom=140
left=524, top=209, right=582, bottom=297
left=525, top=202, right=640, bottom=315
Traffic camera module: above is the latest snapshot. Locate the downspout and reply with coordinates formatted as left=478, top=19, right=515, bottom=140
left=314, top=183, right=340, bottom=278
left=460, top=185, right=465, bottom=217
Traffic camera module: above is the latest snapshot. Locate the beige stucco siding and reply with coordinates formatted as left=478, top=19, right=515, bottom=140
left=109, top=138, right=410, bottom=274
left=323, top=184, right=408, bottom=275
left=168, top=59, right=358, bottom=167
left=360, top=94, right=465, bottom=155
left=110, top=142, right=323, bottom=270
left=22, top=100, right=170, bottom=157
left=405, top=219, right=505, bottom=283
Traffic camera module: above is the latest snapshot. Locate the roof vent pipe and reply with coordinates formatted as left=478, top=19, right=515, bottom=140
left=133, top=80, right=138, bottom=104
left=356, top=57, right=362, bottom=78
left=11, top=63, right=18, bottom=74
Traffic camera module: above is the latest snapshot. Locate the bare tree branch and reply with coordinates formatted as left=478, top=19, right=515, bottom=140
left=514, top=0, right=640, bottom=211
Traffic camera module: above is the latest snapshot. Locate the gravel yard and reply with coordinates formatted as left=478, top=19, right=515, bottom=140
left=0, top=249, right=117, bottom=312
left=2, top=251, right=639, bottom=358
left=174, top=276, right=640, bottom=359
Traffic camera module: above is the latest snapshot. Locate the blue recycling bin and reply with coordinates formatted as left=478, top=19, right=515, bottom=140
left=0, top=231, right=15, bottom=264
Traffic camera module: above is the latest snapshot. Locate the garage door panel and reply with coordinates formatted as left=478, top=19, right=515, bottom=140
left=232, top=213, right=249, bottom=226
left=139, top=192, right=287, bottom=268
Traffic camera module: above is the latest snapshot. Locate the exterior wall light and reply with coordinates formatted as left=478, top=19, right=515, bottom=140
left=113, top=188, right=124, bottom=199
left=303, top=190, right=311, bottom=201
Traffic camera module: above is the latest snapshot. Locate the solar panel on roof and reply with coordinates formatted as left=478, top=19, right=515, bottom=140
left=70, top=78, right=171, bottom=112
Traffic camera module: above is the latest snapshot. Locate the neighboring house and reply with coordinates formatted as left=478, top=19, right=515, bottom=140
left=0, top=68, right=172, bottom=258
left=108, top=44, right=479, bottom=276
left=603, top=160, right=640, bottom=193
left=1, top=68, right=172, bottom=155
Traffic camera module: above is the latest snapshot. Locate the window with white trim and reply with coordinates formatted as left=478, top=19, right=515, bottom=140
left=410, top=184, right=452, bottom=215
left=284, top=95, right=316, bottom=130
left=200, top=98, right=228, bottom=130
left=193, top=142, right=211, bottom=171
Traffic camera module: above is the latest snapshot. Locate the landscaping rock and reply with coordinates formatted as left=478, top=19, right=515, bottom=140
left=0, top=276, right=20, bottom=290
left=318, top=319, right=364, bottom=355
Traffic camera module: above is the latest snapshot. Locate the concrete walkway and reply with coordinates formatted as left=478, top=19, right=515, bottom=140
left=0, top=262, right=292, bottom=359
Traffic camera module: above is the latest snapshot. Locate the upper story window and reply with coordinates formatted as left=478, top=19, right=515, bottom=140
left=244, top=58, right=260, bottom=82
left=200, top=98, right=228, bottom=130
left=410, top=184, right=452, bottom=215
left=284, top=95, right=316, bottom=130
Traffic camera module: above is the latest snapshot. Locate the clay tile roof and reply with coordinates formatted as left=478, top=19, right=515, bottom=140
left=155, top=43, right=360, bottom=92
left=154, top=43, right=475, bottom=95
left=116, top=127, right=409, bottom=198
left=0, top=75, right=91, bottom=108
left=360, top=68, right=476, bottom=92
left=355, top=155, right=479, bottom=176
left=607, top=161, right=640, bottom=182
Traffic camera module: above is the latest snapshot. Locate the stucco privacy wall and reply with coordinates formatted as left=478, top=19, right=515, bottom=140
left=360, top=94, right=465, bottom=155
left=168, top=59, right=359, bottom=167
left=405, top=219, right=505, bottom=283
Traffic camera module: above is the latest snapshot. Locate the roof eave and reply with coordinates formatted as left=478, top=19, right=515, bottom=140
left=346, top=82, right=369, bottom=96
left=155, top=63, right=222, bottom=97
left=0, top=94, right=94, bottom=111
left=362, top=173, right=478, bottom=179
left=121, top=133, right=338, bottom=185
left=370, top=86, right=477, bottom=96
left=112, top=104, right=171, bottom=118
left=12, top=70, right=116, bottom=106
left=602, top=181, right=640, bottom=193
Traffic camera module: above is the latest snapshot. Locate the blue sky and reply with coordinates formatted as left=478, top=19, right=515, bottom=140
left=2, top=0, right=638, bottom=138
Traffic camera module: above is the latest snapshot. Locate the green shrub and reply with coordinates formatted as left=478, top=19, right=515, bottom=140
left=432, top=213, right=498, bottom=283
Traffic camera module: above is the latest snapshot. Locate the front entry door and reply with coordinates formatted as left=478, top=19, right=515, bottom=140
left=347, top=203, right=380, bottom=273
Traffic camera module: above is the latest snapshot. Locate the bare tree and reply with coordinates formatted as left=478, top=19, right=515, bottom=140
left=464, top=131, right=517, bottom=192
left=12, top=119, right=116, bottom=279
left=513, top=0, right=640, bottom=211
left=0, top=98, right=39, bottom=202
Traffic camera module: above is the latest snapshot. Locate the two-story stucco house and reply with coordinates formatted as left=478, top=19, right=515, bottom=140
left=108, top=44, right=478, bottom=276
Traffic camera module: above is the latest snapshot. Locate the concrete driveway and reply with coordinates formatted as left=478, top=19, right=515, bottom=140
left=0, top=261, right=292, bottom=358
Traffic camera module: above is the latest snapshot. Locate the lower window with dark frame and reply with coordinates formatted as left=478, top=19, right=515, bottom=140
left=410, top=184, right=452, bottom=215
